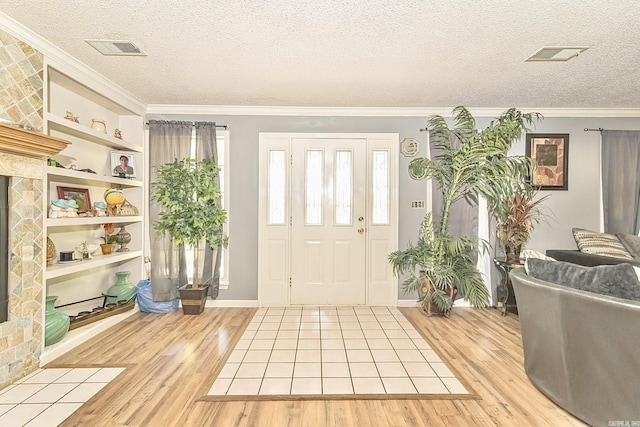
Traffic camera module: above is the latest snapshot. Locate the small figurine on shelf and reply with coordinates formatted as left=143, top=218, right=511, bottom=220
left=93, top=201, right=108, bottom=217
left=104, top=188, right=125, bottom=216
left=114, top=128, right=123, bottom=139
left=64, top=111, right=79, bottom=123
left=49, top=199, right=79, bottom=218
left=76, top=241, right=93, bottom=260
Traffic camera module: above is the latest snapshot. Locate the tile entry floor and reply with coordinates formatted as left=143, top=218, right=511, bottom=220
left=0, top=367, right=125, bottom=427
left=207, top=306, right=470, bottom=397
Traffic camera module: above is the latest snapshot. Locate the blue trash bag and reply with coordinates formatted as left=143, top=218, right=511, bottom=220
left=136, top=279, right=179, bottom=313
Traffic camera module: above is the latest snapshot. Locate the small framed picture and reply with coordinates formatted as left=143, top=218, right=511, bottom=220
left=110, top=151, right=136, bottom=178
left=57, top=186, right=92, bottom=213
left=525, top=133, right=569, bottom=190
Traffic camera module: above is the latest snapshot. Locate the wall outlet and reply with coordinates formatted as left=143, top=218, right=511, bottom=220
left=411, top=200, right=425, bottom=209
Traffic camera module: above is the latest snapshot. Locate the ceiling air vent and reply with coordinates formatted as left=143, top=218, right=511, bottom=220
left=525, top=46, right=588, bottom=62
left=85, top=39, right=147, bottom=56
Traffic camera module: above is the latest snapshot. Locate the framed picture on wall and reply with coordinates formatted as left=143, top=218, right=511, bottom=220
left=525, top=133, right=569, bottom=190
left=110, top=151, right=136, bottom=178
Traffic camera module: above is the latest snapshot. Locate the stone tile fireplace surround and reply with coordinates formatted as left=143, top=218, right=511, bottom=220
left=0, top=124, right=69, bottom=389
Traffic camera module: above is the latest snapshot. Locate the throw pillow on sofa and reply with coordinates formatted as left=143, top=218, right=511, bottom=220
left=572, top=227, right=634, bottom=260
left=526, top=258, right=640, bottom=301
left=616, top=233, right=640, bottom=260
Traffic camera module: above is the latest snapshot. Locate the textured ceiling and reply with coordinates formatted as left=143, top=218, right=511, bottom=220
left=1, top=1, right=639, bottom=108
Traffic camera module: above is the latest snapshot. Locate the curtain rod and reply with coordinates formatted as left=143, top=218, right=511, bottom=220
left=584, top=128, right=640, bottom=132
left=146, top=120, right=228, bottom=129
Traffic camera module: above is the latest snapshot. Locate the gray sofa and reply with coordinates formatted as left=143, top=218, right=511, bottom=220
left=546, top=249, right=640, bottom=267
left=510, top=267, right=640, bottom=426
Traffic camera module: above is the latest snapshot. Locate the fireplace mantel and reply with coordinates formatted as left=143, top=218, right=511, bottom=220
left=0, top=123, right=70, bottom=158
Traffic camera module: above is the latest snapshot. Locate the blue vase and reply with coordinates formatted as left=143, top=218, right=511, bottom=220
left=106, top=271, right=137, bottom=305
left=45, top=296, right=70, bottom=346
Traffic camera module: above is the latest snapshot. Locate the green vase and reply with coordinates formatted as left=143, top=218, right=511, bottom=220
left=45, top=296, right=70, bottom=346
left=106, top=271, right=137, bottom=305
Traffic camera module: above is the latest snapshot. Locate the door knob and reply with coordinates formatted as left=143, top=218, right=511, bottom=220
left=358, top=216, right=364, bottom=222
left=357, top=228, right=364, bottom=234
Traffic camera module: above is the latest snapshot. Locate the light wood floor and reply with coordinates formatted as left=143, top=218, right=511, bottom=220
left=49, top=307, right=585, bottom=427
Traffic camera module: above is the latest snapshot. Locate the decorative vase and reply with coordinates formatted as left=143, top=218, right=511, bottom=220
left=45, top=295, right=70, bottom=346
left=106, top=271, right=137, bottom=305
left=504, top=243, right=522, bottom=264
left=91, top=119, right=107, bottom=133
left=100, top=243, right=114, bottom=255
left=116, top=226, right=131, bottom=252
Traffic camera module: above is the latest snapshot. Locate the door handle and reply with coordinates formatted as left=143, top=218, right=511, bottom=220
left=357, top=227, right=365, bottom=234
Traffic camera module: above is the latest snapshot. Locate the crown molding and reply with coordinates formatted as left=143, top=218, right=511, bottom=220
left=0, top=12, right=146, bottom=115
left=146, top=104, right=640, bottom=118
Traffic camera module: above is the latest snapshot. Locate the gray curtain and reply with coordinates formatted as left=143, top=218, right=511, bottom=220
left=194, top=122, right=222, bottom=299
left=148, top=120, right=192, bottom=301
left=601, top=130, right=640, bottom=235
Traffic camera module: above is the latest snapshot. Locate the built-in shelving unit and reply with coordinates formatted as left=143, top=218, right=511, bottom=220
left=42, top=62, right=147, bottom=360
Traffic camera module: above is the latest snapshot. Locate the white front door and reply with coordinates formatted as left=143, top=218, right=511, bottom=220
left=258, top=132, right=398, bottom=307
left=290, top=138, right=367, bottom=305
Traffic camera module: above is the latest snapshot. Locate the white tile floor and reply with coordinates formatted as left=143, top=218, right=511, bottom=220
left=0, top=367, right=125, bottom=427
left=207, top=306, right=469, bottom=397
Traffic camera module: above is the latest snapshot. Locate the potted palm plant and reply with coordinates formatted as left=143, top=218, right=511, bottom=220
left=152, top=158, right=228, bottom=315
left=389, top=106, right=541, bottom=316
left=492, top=185, right=549, bottom=263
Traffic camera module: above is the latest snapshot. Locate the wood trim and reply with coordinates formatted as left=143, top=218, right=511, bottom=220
left=0, top=123, right=70, bottom=158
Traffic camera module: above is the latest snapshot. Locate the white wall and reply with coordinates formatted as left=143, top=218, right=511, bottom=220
left=146, top=113, right=640, bottom=301
left=511, top=117, right=640, bottom=252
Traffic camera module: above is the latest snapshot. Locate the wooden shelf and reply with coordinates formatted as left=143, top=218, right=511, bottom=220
left=45, top=250, right=143, bottom=279
left=45, top=216, right=142, bottom=227
left=45, top=112, right=143, bottom=152
left=46, top=165, right=143, bottom=187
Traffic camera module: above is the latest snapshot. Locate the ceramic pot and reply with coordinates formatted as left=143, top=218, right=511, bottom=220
left=106, top=271, right=137, bottom=305
left=45, top=296, right=70, bottom=346
left=504, top=243, right=522, bottom=264
left=91, top=119, right=107, bottom=134
left=100, top=243, right=114, bottom=255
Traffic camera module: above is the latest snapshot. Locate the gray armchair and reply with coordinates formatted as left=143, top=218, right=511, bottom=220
left=510, top=268, right=640, bottom=426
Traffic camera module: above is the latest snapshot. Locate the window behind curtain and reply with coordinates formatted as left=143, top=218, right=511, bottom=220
left=185, top=129, right=230, bottom=288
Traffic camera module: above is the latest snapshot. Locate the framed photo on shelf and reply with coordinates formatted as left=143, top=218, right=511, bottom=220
left=525, top=133, right=569, bottom=190
left=110, top=151, right=136, bottom=178
left=57, top=186, right=92, bottom=212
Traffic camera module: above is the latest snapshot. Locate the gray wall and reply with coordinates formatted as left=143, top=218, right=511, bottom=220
left=146, top=113, right=640, bottom=301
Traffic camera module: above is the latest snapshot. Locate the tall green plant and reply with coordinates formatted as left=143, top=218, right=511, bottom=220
left=390, top=107, right=542, bottom=314
left=152, top=158, right=228, bottom=289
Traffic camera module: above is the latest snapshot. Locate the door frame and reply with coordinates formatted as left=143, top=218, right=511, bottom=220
left=257, top=132, right=399, bottom=306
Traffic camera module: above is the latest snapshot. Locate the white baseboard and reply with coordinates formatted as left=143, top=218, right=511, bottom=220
left=40, top=307, right=140, bottom=366
left=204, top=299, right=259, bottom=308
left=396, top=299, right=421, bottom=307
